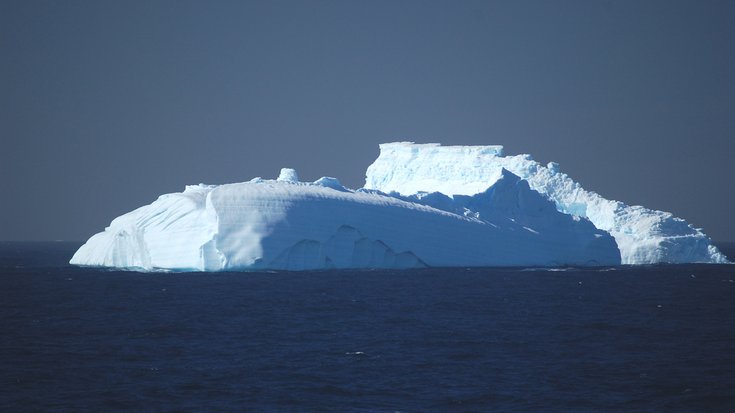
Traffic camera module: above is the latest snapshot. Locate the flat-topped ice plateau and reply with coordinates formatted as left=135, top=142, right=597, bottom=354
left=70, top=142, right=728, bottom=271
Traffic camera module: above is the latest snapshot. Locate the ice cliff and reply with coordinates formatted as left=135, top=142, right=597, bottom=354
left=70, top=167, right=620, bottom=271
left=365, top=142, right=728, bottom=264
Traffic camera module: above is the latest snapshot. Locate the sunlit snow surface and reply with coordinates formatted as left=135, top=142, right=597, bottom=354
left=365, top=142, right=728, bottom=264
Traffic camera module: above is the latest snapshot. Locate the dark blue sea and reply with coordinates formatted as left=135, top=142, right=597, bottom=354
left=1, top=242, right=734, bottom=412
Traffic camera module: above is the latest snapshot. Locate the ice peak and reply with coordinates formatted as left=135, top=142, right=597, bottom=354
left=277, top=168, right=299, bottom=183
left=313, top=176, right=348, bottom=192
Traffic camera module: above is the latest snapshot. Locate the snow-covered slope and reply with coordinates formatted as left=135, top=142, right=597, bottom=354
left=365, top=142, right=728, bottom=264
left=70, top=169, right=620, bottom=271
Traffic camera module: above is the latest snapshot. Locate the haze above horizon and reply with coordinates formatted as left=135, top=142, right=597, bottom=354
left=2, top=0, right=734, bottom=241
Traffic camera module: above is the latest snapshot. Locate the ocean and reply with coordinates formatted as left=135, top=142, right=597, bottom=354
left=1, top=242, right=734, bottom=412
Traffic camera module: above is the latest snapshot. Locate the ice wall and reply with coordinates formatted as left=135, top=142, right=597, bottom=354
left=364, top=142, right=728, bottom=264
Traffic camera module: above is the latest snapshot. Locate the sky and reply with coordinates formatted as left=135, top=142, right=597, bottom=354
left=2, top=0, right=734, bottom=242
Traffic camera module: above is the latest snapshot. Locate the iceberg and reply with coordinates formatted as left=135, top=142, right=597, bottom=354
left=365, top=142, right=728, bottom=264
left=70, top=167, right=620, bottom=271
left=71, top=142, right=727, bottom=271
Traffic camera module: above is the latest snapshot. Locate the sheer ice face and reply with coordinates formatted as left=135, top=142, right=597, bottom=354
left=365, top=142, right=728, bottom=264
left=70, top=169, right=620, bottom=271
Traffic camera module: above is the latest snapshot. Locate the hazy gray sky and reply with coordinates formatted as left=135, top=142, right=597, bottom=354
left=2, top=0, right=734, bottom=241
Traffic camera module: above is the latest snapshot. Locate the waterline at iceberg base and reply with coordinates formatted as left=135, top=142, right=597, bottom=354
left=70, top=143, right=727, bottom=271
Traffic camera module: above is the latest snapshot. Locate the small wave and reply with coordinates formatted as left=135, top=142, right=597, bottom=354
left=521, top=267, right=572, bottom=272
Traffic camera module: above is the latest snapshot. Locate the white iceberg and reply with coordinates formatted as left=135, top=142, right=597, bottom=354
left=365, top=142, right=728, bottom=264
left=71, top=141, right=727, bottom=271
left=70, top=168, right=620, bottom=271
